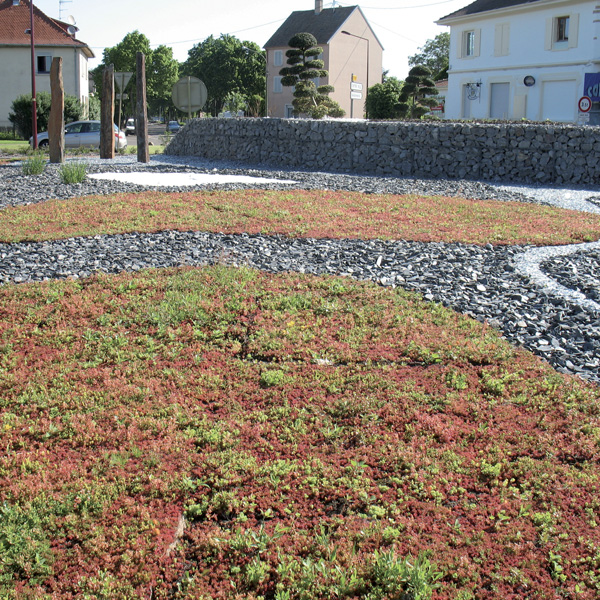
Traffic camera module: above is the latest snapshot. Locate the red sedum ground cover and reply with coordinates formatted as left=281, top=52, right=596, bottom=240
left=0, top=266, right=599, bottom=599
left=0, top=189, right=600, bottom=245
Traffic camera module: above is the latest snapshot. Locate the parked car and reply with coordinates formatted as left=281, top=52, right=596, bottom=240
left=125, top=118, right=135, bottom=136
left=167, top=121, right=180, bottom=133
left=30, top=120, right=127, bottom=150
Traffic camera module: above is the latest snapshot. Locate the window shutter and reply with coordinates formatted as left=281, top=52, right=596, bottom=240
left=494, top=23, right=510, bottom=56
left=502, top=24, right=510, bottom=55
left=494, top=24, right=502, bottom=56
left=545, top=17, right=553, bottom=50
left=474, top=28, right=481, bottom=57
left=457, top=32, right=464, bottom=58
left=569, top=13, right=579, bottom=48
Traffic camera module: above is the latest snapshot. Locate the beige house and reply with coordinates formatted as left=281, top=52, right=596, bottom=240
left=264, top=1, right=383, bottom=118
left=0, top=0, right=94, bottom=129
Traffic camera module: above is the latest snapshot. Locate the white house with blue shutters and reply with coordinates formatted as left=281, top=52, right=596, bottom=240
left=436, top=0, right=600, bottom=123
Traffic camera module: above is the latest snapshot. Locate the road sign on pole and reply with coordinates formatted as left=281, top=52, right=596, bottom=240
left=172, top=76, right=208, bottom=120
left=114, top=72, right=133, bottom=128
left=114, top=72, right=133, bottom=91
left=350, top=82, right=363, bottom=91
left=578, top=96, right=592, bottom=113
left=350, top=91, right=363, bottom=100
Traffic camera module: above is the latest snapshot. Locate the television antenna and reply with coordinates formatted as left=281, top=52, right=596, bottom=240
left=59, top=0, right=73, bottom=21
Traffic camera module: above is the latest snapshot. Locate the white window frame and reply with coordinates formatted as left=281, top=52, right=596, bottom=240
left=273, top=76, right=283, bottom=93
left=556, top=16, right=569, bottom=42
left=545, top=13, right=579, bottom=51
left=274, top=50, right=283, bottom=67
left=465, top=31, right=475, bottom=56
left=459, top=29, right=480, bottom=59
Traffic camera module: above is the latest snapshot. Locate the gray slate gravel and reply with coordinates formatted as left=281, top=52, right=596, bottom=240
left=1, top=155, right=599, bottom=385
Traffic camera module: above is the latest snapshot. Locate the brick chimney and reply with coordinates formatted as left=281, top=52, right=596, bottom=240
left=315, top=0, right=323, bottom=15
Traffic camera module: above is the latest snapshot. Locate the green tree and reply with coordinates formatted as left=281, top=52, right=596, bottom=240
left=91, top=31, right=179, bottom=122
left=365, top=77, right=403, bottom=119
left=88, top=94, right=101, bottom=120
left=182, top=35, right=265, bottom=117
left=9, top=92, right=84, bottom=139
left=279, top=32, right=344, bottom=119
left=221, top=91, right=247, bottom=115
left=397, top=65, right=439, bottom=119
left=408, top=33, right=450, bottom=81
left=147, top=45, right=180, bottom=116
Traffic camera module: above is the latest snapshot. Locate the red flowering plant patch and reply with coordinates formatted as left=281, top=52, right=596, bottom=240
left=0, top=266, right=599, bottom=599
left=0, top=189, right=599, bottom=245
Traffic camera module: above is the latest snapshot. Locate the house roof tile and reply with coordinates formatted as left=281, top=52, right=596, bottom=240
left=439, top=0, right=544, bottom=21
left=265, top=5, right=358, bottom=48
left=0, top=0, right=93, bottom=56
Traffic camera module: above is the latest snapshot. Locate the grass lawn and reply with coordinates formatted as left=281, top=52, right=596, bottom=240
left=0, top=188, right=599, bottom=599
left=0, top=140, right=29, bottom=154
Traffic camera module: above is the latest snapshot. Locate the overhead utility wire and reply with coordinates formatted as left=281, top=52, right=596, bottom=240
left=355, top=0, right=458, bottom=9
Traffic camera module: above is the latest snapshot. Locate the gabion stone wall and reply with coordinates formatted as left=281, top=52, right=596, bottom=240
left=165, top=118, right=600, bottom=185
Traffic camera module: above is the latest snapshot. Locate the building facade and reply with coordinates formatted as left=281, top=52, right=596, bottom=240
left=264, top=1, right=383, bottom=118
left=0, top=0, right=94, bottom=129
left=437, top=0, right=599, bottom=123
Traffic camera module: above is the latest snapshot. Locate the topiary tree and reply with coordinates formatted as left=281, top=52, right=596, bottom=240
left=279, top=32, right=344, bottom=119
left=9, top=92, right=84, bottom=140
left=397, top=65, right=439, bottom=119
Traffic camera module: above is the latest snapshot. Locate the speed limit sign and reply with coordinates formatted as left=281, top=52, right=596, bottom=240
left=578, top=96, right=592, bottom=112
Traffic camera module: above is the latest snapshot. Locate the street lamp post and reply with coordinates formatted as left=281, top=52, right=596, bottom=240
left=243, top=46, right=268, bottom=117
left=28, top=0, right=38, bottom=148
left=341, top=30, right=369, bottom=119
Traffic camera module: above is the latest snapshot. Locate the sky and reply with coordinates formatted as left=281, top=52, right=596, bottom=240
left=32, top=0, right=469, bottom=79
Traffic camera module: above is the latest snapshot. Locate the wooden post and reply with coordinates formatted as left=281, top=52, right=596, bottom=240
left=49, top=57, right=64, bottom=163
left=100, top=64, right=115, bottom=159
left=136, top=52, right=149, bottom=163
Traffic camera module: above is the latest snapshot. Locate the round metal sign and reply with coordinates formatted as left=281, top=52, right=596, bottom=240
left=578, top=96, right=592, bottom=113
left=172, top=76, right=207, bottom=112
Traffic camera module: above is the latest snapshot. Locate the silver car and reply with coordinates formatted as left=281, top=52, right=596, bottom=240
left=30, top=120, right=127, bottom=150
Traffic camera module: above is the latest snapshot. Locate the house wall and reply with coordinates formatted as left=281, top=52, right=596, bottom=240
left=0, top=45, right=89, bottom=129
left=165, top=117, right=600, bottom=185
left=328, top=10, right=383, bottom=118
left=443, top=0, right=599, bottom=122
left=265, top=11, right=382, bottom=119
left=266, top=46, right=296, bottom=118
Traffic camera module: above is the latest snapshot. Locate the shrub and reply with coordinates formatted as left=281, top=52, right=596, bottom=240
left=9, top=92, right=84, bottom=140
left=21, top=152, right=46, bottom=175
left=0, top=129, right=19, bottom=141
left=59, top=161, right=87, bottom=184
left=88, top=94, right=101, bottom=120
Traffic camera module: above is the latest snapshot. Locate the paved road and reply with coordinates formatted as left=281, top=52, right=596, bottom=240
left=125, top=122, right=176, bottom=147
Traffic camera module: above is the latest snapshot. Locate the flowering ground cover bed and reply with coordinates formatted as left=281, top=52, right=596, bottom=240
left=0, top=265, right=599, bottom=599
left=1, top=189, right=600, bottom=245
